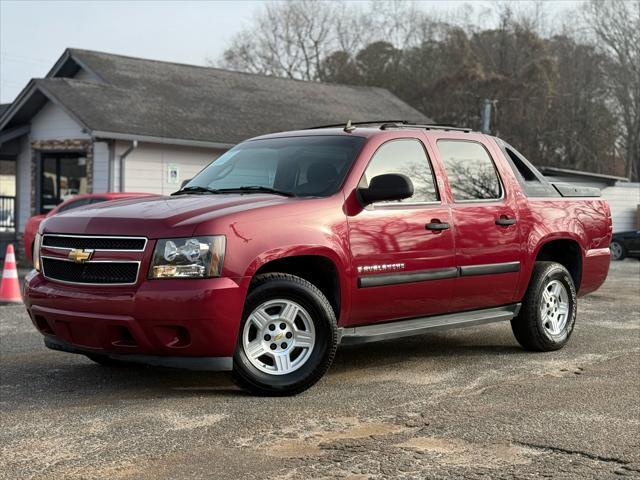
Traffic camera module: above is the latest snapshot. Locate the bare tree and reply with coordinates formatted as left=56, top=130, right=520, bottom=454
left=217, top=0, right=631, bottom=179
left=584, top=0, right=640, bottom=180
left=220, top=1, right=436, bottom=81
left=221, top=0, right=337, bottom=81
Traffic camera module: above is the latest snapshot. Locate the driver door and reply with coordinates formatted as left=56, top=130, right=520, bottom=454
left=346, top=138, right=456, bottom=326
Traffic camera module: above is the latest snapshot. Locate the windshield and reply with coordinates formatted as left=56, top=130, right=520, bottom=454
left=183, top=135, right=366, bottom=197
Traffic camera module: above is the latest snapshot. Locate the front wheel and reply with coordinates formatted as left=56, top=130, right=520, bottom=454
left=232, top=273, right=338, bottom=395
left=511, top=261, right=577, bottom=351
left=610, top=241, right=626, bottom=261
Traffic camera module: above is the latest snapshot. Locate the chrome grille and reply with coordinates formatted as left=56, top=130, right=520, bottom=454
left=42, top=234, right=146, bottom=251
left=40, top=234, right=146, bottom=285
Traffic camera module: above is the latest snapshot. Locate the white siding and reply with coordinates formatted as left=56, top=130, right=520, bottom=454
left=92, top=141, right=110, bottom=192
left=602, top=183, right=640, bottom=232
left=114, top=141, right=223, bottom=195
left=30, top=102, right=88, bottom=140
left=16, top=135, right=31, bottom=232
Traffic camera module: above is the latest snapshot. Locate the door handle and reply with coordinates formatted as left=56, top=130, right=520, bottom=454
left=426, top=221, right=450, bottom=231
left=495, top=216, right=517, bottom=226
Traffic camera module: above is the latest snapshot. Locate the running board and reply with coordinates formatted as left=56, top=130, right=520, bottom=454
left=339, top=304, right=521, bottom=345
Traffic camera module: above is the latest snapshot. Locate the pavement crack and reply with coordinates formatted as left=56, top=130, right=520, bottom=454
left=516, top=441, right=630, bottom=465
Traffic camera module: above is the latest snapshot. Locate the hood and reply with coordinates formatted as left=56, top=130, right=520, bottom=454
left=41, top=194, right=291, bottom=237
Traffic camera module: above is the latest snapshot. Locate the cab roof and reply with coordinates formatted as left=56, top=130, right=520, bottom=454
left=249, top=121, right=478, bottom=142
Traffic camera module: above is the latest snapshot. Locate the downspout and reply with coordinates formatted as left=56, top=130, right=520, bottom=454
left=107, top=139, right=115, bottom=191
left=118, top=140, right=137, bottom=192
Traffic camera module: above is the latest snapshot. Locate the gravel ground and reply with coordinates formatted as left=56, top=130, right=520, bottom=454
left=1, top=260, right=639, bottom=479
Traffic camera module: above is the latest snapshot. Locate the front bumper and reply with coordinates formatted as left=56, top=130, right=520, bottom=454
left=45, top=336, right=232, bottom=370
left=23, top=270, right=250, bottom=364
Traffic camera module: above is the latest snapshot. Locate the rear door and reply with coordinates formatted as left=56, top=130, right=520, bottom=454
left=433, top=137, right=521, bottom=311
left=346, top=137, right=456, bottom=326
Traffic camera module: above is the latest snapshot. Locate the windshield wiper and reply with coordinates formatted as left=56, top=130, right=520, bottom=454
left=172, top=185, right=296, bottom=197
left=171, top=186, right=221, bottom=195
left=216, top=186, right=296, bottom=197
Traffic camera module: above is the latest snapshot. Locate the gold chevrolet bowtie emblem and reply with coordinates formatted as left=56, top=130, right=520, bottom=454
left=274, top=333, right=284, bottom=341
left=68, top=249, right=94, bottom=263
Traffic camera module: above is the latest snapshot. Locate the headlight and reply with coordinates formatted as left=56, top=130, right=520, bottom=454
left=149, top=236, right=226, bottom=279
left=33, top=233, right=42, bottom=272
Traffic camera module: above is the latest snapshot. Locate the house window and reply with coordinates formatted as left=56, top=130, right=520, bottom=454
left=40, top=154, right=87, bottom=214
left=0, top=159, right=16, bottom=233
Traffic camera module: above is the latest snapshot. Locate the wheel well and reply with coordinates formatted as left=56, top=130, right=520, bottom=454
left=253, top=255, right=341, bottom=317
left=536, top=240, right=582, bottom=289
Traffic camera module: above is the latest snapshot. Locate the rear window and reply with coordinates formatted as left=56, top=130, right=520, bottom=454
left=437, top=140, right=502, bottom=201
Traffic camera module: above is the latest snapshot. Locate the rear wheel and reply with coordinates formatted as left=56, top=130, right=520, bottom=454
left=610, top=241, right=626, bottom=261
left=232, top=273, right=338, bottom=395
left=511, top=261, right=577, bottom=351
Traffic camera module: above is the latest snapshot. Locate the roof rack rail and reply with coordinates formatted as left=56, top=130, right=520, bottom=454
left=308, top=120, right=409, bottom=130
left=380, top=122, right=473, bottom=133
left=308, top=120, right=474, bottom=133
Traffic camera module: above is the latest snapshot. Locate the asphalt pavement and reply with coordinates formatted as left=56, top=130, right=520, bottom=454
left=1, top=260, right=639, bottom=479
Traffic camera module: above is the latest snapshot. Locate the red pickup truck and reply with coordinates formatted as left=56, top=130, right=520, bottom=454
left=23, top=122, right=612, bottom=395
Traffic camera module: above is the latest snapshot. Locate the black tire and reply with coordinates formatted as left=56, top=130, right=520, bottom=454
left=232, top=273, right=338, bottom=396
left=511, top=261, right=577, bottom=352
left=85, top=354, right=134, bottom=367
left=610, top=241, right=626, bottom=261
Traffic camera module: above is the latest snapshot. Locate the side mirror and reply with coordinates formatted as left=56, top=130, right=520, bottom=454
left=180, top=179, right=191, bottom=189
left=358, top=173, right=414, bottom=205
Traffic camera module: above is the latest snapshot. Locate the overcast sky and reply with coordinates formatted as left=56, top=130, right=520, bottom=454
left=0, top=0, right=582, bottom=104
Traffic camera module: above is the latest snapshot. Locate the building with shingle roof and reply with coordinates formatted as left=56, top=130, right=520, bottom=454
left=0, top=48, right=431, bottom=257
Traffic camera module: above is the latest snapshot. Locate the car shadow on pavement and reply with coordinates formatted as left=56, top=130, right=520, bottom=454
left=332, top=333, right=523, bottom=367
left=2, top=327, right=526, bottom=404
left=2, top=353, right=244, bottom=400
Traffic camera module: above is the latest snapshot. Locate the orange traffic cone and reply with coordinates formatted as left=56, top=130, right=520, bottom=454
left=0, top=244, right=22, bottom=303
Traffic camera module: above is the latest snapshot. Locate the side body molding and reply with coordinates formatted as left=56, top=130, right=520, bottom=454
left=357, top=262, right=521, bottom=288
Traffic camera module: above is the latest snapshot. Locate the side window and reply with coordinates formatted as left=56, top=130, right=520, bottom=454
left=437, top=140, right=502, bottom=201
left=361, top=139, right=439, bottom=203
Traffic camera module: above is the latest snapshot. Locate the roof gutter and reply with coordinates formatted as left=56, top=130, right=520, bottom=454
left=0, top=124, right=30, bottom=146
left=119, top=140, right=137, bottom=192
left=92, top=130, right=235, bottom=150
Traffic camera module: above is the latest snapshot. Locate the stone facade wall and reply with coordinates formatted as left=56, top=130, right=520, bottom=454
left=30, top=139, right=93, bottom=216
left=10, top=139, right=95, bottom=266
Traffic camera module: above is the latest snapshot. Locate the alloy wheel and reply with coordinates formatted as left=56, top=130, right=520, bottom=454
left=540, top=279, right=570, bottom=335
left=242, top=299, right=316, bottom=375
